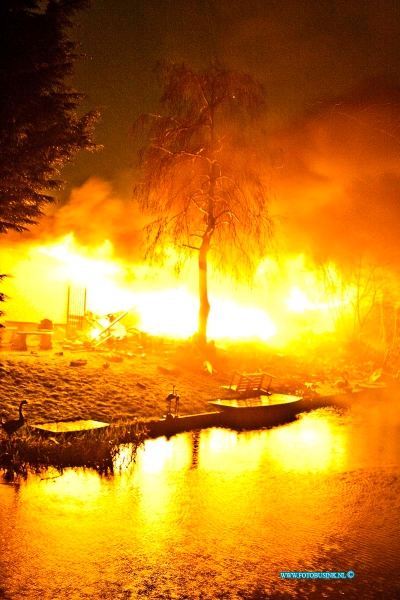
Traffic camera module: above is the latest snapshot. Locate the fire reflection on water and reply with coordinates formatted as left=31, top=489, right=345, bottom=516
left=38, top=469, right=102, bottom=508
left=1, top=404, right=399, bottom=599
left=271, top=412, right=346, bottom=473
left=112, top=411, right=346, bottom=478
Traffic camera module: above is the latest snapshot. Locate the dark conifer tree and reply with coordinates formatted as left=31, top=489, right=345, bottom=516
left=0, top=0, right=100, bottom=233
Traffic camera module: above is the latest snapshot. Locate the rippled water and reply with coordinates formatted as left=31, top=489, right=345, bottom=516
left=1, top=392, right=399, bottom=599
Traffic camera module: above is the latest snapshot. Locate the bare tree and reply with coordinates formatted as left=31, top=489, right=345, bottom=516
left=133, top=62, right=274, bottom=345
left=318, top=257, right=398, bottom=343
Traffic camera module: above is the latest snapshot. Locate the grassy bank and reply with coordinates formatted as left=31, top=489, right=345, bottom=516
left=1, top=334, right=370, bottom=426
left=0, top=334, right=388, bottom=475
left=0, top=347, right=227, bottom=425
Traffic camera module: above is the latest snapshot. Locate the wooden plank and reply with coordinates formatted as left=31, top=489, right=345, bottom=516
left=15, top=331, right=54, bottom=335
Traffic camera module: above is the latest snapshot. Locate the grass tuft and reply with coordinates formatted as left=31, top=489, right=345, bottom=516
left=0, top=421, right=147, bottom=477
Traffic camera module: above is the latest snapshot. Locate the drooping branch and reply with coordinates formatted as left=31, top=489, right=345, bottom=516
left=132, top=61, right=274, bottom=340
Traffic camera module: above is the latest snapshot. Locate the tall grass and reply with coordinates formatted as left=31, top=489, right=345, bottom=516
left=0, top=421, right=147, bottom=477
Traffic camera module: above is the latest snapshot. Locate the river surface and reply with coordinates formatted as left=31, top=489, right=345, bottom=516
left=1, top=393, right=399, bottom=599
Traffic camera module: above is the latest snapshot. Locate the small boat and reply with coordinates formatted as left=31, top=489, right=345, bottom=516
left=32, top=419, right=110, bottom=435
left=209, top=393, right=304, bottom=428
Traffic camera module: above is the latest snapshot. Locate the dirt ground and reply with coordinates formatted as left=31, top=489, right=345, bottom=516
left=0, top=330, right=391, bottom=429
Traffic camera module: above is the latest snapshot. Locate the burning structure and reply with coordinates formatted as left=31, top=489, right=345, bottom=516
left=1, top=225, right=346, bottom=348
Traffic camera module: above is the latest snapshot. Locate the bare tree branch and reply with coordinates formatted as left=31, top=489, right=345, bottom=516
left=132, top=61, right=274, bottom=342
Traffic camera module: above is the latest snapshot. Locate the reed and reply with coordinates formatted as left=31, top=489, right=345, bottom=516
left=0, top=421, right=147, bottom=476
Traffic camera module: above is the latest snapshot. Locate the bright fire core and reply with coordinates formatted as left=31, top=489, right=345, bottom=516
left=25, top=233, right=342, bottom=344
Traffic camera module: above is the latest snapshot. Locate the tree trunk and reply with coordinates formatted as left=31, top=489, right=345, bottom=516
left=198, top=234, right=211, bottom=346
left=197, top=160, right=218, bottom=346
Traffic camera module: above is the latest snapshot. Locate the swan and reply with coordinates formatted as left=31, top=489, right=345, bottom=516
left=334, top=371, right=351, bottom=390
left=1, top=400, right=28, bottom=435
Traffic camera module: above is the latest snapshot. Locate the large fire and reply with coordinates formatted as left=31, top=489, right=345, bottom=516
left=4, top=233, right=344, bottom=345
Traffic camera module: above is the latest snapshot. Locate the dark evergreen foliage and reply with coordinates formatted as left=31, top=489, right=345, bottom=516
left=0, top=0, right=100, bottom=233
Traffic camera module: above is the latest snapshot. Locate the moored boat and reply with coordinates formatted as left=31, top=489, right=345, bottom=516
left=209, top=393, right=303, bottom=428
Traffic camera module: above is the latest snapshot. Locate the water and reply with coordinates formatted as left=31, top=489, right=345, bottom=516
left=1, top=393, right=400, bottom=599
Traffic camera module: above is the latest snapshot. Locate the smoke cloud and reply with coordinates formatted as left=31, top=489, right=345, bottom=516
left=4, top=178, right=147, bottom=263
left=4, top=79, right=400, bottom=279
left=271, top=78, right=400, bottom=270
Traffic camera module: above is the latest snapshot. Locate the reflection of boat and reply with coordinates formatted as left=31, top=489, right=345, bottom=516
left=209, top=394, right=303, bottom=428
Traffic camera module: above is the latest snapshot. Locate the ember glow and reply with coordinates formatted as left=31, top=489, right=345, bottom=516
left=1, top=233, right=350, bottom=345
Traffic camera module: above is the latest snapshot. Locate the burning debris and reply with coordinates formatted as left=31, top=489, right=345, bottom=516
left=70, top=359, right=87, bottom=367
left=61, top=309, right=137, bottom=352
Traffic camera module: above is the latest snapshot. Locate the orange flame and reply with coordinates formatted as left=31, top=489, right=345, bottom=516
left=1, top=233, right=351, bottom=345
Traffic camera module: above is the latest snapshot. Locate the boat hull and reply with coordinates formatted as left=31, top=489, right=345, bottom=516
left=209, top=394, right=303, bottom=429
